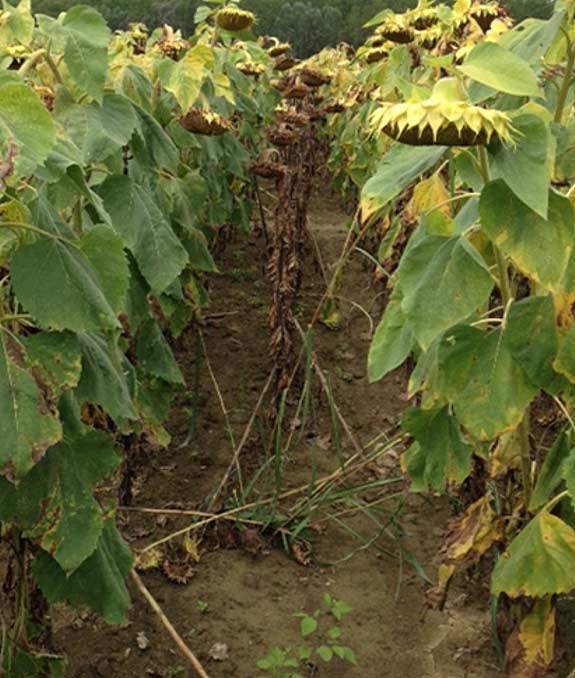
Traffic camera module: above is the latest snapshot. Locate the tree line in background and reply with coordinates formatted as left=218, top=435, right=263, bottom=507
left=29, top=0, right=556, bottom=56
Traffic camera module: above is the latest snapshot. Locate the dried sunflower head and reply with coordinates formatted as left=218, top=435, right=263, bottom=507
left=365, top=47, right=388, bottom=64
left=274, top=55, right=297, bottom=71
left=268, top=42, right=291, bottom=57
left=365, top=34, right=386, bottom=48
left=237, top=61, right=265, bottom=76
left=411, top=7, right=440, bottom=31
left=215, top=7, right=256, bottom=32
left=179, top=108, right=232, bottom=136
left=376, top=15, right=415, bottom=44
left=416, top=24, right=443, bottom=49
left=152, top=26, right=189, bottom=60
left=470, top=2, right=508, bottom=31
left=299, top=68, right=331, bottom=88
left=370, top=78, right=514, bottom=147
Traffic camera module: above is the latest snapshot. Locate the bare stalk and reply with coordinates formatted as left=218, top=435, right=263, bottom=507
left=130, top=570, right=210, bottom=678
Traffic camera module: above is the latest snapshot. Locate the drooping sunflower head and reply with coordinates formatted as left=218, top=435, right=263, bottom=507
left=416, top=24, right=444, bottom=49
left=470, top=2, right=508, bottom=31
left=376, top=15, right=415, bottom=44
left=370, top=77, right=515, bottom=147
left=365, top=34, right=385, bottom=48
left=237, top=61, right=266, bottom=77
left=410, top=7, right=440, bottom=31
left=179, top=108, right=232, bottom=136
left=215, top=7, right=256, bottom=32
left=364, top=47, right=388, bottom=64
left=152, top=25, right=189, bottom=60
left=268, top=42, right=291, bottom=57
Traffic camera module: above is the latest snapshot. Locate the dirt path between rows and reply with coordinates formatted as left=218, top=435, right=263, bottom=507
left=56, top=184, right=502, bottom=678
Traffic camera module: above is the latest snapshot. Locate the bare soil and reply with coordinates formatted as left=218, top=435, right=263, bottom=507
left=54, top=185, right=505, bottom=678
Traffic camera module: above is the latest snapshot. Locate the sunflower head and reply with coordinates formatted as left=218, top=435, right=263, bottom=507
left=268, top=42, right=291, bottom=57
left=416, top=24, right=443, bottom=49
left=370, top=77, right=515, bottom=147
left=237, top=61, right=266, bottom=76
left=470, top=2, right=508, bottom=31
left=365, top=47, right=388, bottom=64
left=411, top=7, right=440, bottom=31
left=179, top=108, right=232, bottom=136
left=215, top=7, right=256, bottom=32
left=376, top=15, right=415, bottom=44
left=299, top=68, right=332, bottom=88
left=274, top=55, right=297, bottom=71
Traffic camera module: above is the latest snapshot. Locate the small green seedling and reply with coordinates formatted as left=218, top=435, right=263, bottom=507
left=197, top=599, right=209, bottom=614
left=255, top=593, right=357, bottom=677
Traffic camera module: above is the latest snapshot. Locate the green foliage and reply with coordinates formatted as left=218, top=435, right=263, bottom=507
left=0, top=1, right=276, bottom=672
left=256, top=594, right=357, bottom=678
left=327, top=0, right=575, bottom=669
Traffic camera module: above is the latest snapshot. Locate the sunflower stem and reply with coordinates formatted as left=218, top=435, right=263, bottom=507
left=554, top=37, right=575, bottom=123
left=478, top=145, right=531, bottom=510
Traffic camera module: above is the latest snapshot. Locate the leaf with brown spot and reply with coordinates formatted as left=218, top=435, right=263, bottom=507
left=0, top=333, right=62, bottom=480
left=9, top=431, right=120, bottom=571
left=23, top=331, right=82, bottom=395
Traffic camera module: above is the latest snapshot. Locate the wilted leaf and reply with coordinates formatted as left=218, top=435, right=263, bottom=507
left=442, top=496, right=503, bottom=564
left=405, top=175, right=450, bottom=221
left=505, top=598, right=556, bottom=678
left=489, top=430, right=522, bottom=478
left=208, top=643, right=229, bottom=661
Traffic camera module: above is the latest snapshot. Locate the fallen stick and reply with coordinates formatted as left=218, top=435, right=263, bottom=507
left=130, top=569, right=211, bottom=678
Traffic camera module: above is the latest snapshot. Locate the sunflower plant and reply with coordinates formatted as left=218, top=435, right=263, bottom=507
left=320, top=0, right=575, bottom=673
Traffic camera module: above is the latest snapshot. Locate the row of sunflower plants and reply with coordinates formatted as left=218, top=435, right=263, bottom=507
left=0, top=0, right=281, bottom=674
left=316, top=0, right=575, bottom=673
